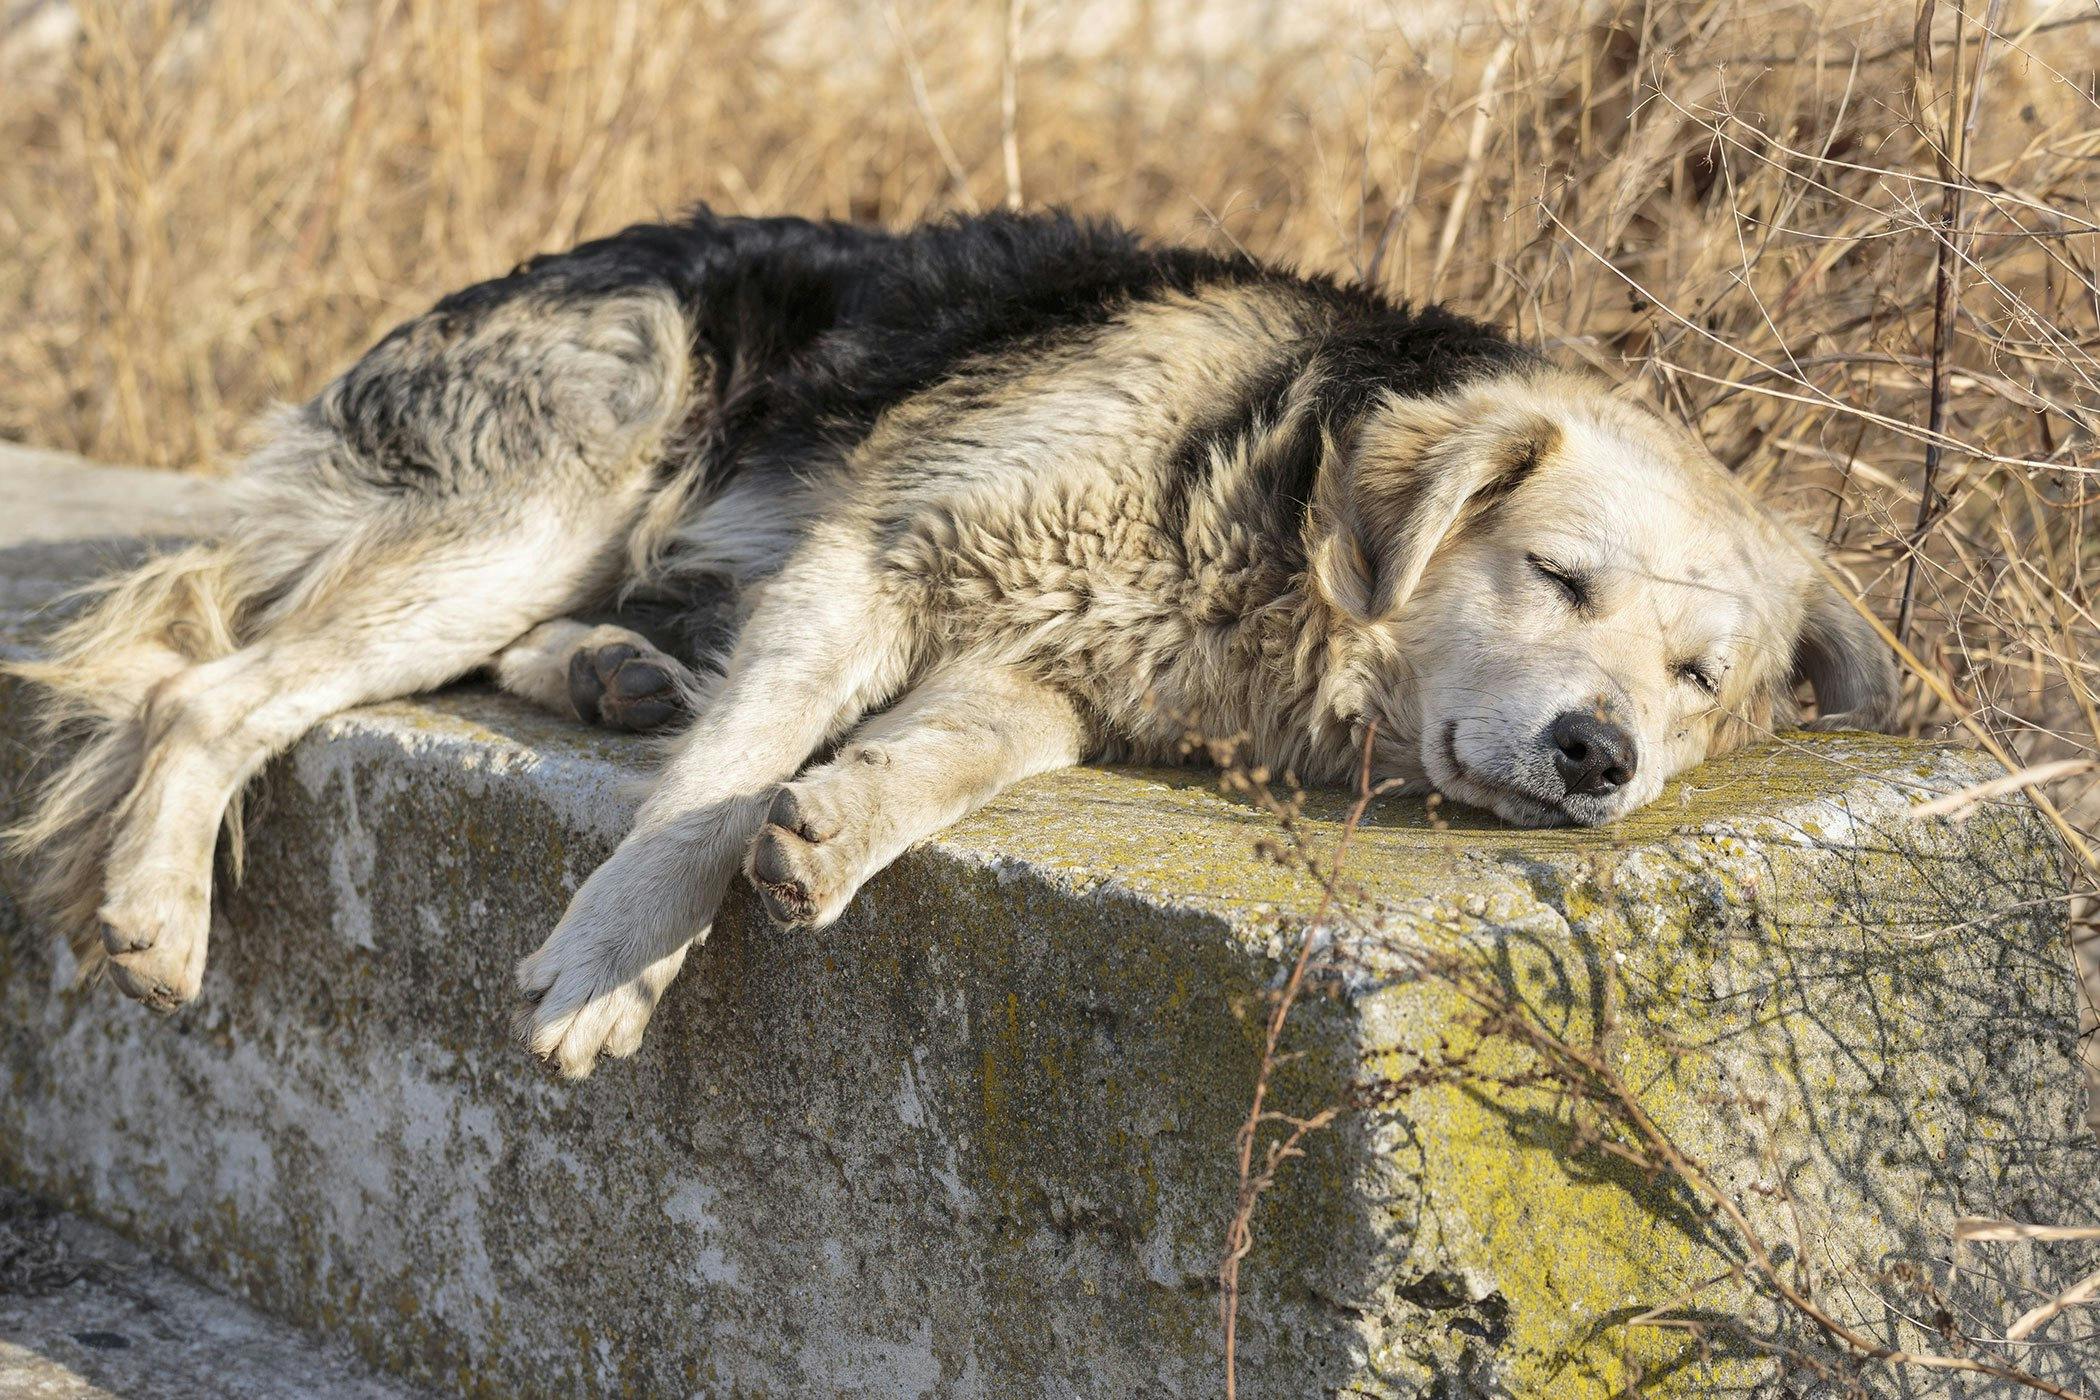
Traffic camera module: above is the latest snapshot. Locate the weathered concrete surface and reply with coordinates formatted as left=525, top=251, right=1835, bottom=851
left=1, top=453, right=2096, bottom=1396
left=0, top=1191, right=416, bottom=1399
left=0, top=444, right=226, bottom=546
left=0, top=443, right=230, bottom=629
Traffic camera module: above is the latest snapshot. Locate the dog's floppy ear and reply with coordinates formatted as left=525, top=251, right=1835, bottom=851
left=1309, top=400, right=1557, bottom=622
left=1791, top=568, right=1900, bottom=732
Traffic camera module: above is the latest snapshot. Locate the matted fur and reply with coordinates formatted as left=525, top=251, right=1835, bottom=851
left=5, top=208, right=1896, bottom=1075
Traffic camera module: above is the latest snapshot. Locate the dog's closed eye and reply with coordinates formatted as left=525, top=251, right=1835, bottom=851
left=1526, top=553, right=1591, bottom=611
left=1673, top=659, right=1719, bottom=697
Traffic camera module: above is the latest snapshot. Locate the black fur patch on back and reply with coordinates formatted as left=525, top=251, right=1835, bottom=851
left=393, top=207, right=1540, bottom=519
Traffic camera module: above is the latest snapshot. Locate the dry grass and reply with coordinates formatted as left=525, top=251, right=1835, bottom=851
left=1, top=0, right=2095, bottom=1054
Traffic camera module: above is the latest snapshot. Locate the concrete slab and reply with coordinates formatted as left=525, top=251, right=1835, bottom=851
left=0, top=443, right=228, bottom=546
left=1, top=450, right=2094, bottom=1396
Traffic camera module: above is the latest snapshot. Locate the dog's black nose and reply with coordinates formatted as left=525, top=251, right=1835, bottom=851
left=1547, top=711, right=1637, bottom=796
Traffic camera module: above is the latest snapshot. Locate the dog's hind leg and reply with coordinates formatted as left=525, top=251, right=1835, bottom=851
left=50, top=283, right=697, bottom=1009
left=95, top=528, right=636, bottom=1009
left=745, top=658, right=1087, bottom=931
left=516, top=536, right=915, bottom=1076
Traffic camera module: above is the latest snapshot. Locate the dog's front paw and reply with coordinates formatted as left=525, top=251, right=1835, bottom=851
left=97, top=872, right=210, bottom=1011
left=743, top=785, right=870, bottom=932
left=514, top=931, right=688, bottom=1079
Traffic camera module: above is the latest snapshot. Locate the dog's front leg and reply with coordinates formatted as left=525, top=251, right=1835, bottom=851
left=515, top=546, right=911, bottom=1077
left=744, top=657, right=1087, bottom=931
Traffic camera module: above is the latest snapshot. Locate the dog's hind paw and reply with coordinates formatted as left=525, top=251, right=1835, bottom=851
left=97, top=873, right=209, bottom=1011
left=567, top=638, right=691, bottom=734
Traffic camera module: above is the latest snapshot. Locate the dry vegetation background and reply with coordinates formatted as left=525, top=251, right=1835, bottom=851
left=1, top=0, right=2095, bottom=1057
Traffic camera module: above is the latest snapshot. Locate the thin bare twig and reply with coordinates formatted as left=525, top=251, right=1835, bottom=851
left=1219, top=723, right=1380, bottom=1400
left=1898, top=0, right=2008, bottom=648
left=1427, top=31, right=1516, bottom=298
left=2010, top=1267, right=2100, bottom=1341
left=999, top=0, right=1026, bottom=212
left=879, top=0, right=979, bottom=215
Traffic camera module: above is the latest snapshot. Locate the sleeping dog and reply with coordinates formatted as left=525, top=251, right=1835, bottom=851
left=9, top=209, right=1896, bottom=1076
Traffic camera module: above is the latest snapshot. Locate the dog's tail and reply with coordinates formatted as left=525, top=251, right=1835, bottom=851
left=4, top=542, right=270, bottom=976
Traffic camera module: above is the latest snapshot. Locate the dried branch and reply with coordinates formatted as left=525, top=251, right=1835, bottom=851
left=1218, top=721, right=1381, bottom=1400
left=1897, top=0, right=2008, bottom=648
left=999, top=0, right=1026, bottom=212
left=879, top=0, right=979, bottom=215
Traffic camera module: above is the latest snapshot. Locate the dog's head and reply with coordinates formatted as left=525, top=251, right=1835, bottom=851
left=1308, top=369, right=1897, bottom=826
